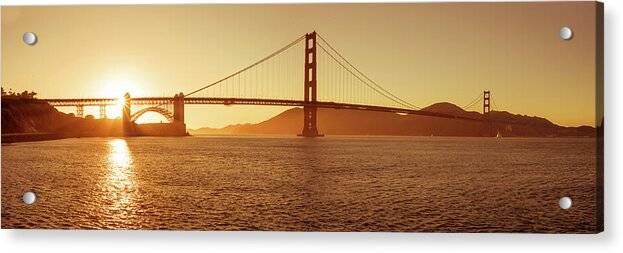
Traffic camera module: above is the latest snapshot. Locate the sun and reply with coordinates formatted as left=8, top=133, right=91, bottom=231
left=99, top=77, right=141, bottom=119
left=115, top=95, right=127, bottom=108
left=96, top=76, right=165, bottom=123
left=104, top=95, right=126, bottom=118
left=101, top=96, right=127, bottom=119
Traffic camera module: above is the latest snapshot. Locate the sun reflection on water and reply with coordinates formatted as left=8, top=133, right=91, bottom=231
left=106, top=139, right=136, bottom=219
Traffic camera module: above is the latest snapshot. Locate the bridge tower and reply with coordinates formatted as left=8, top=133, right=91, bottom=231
left=173, top=93, right=185, bottom=123
left=483, top=90, right=491, bottom=115
left=122, top=92, right=133, bottom=136
left=173, top=92, right=186, bottom=133
left=300, top=31, right=323, bottom=137
left=483, top=90, right=496, bottom=136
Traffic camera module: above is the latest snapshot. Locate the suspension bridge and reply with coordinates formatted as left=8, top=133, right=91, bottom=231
left=43, top=31, right=492, bottom=137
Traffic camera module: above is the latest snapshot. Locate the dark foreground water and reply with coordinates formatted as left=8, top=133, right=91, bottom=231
left=1, top=136, right=597, bottom=232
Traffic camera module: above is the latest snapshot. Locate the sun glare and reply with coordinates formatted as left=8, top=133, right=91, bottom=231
left=116, top=95, right=126, bottom=108
left=102, top=76, right=141, bottom=97
left=106, top=139, right=136, bottom=217
left=99, top=76, right=141, bottom=119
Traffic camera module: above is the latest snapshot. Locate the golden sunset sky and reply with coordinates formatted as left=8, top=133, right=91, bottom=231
left=2, top=2, right=599, bottom=128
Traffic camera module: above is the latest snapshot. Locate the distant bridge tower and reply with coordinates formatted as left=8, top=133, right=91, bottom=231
left=122, top=92, right=133, bottom=136
left=483, top=90, right=491, bottom=115
left=300, top=31, right=323, bottom=137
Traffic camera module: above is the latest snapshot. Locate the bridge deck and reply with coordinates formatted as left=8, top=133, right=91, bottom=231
left=43, top=97, right=482, bottom=122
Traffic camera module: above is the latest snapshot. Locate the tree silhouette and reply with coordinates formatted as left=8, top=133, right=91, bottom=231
left=1, top=87, right=38, bottom=99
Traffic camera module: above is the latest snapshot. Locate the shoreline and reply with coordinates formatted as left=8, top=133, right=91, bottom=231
left=2, top=131, right=596, bottom=144
left=1, top=132, right=191, bottom=144
left=1, top=132, right=66, bottom=143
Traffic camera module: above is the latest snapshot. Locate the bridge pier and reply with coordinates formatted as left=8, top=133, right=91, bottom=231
left=299, top=31, right=323, bottom=137
left=99, top=105, right=107, bottom=119
left=122, top=92, right=133, bottom=136
left=76, top=105, right=84, bottom=118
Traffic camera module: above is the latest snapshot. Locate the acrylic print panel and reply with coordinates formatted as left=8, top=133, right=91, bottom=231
left=1, top=2, right=603, bottom=233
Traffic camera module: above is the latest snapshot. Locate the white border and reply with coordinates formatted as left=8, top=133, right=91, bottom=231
left=1, top=1, right=620, bottom=253
left=1, top=0, right=597, bottom=5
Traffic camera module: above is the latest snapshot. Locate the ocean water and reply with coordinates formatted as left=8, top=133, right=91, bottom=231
left=1, top=136, right=597, bottom=232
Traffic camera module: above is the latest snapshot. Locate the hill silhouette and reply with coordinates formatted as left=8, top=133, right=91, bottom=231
left=190, top=102, right=595, bottom=137
left=2, top=97, right=122, bottom=142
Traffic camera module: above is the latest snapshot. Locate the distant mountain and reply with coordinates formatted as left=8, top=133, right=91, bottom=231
left=190, top=102, right=595, bottom=137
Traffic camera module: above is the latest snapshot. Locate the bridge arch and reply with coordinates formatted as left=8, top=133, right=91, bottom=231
left=130, top=106, right=174, bottom=123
